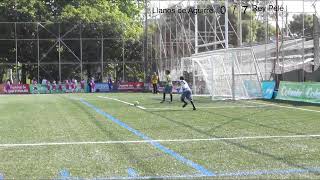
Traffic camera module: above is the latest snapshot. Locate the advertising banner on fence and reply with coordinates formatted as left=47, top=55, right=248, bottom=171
left=147, top=81, right=182, bottom=93
left=30, top=84, right=86, bottom=94
left=276, top=81, right=320, bottom=103
left=94, top=83, right=111, bottom=92
left=117, top=82, right=144, bottom=92
left=0, top=84, right=30, bottom=94
left=262, top=81, right=276, bottom=99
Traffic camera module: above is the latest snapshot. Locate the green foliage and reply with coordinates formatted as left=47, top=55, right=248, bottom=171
left=255, top=21, right=276, bottom=43
left=289, top=14, right=314, bottom=37
left=58, top=0, right=142, bottom=39
left=0, top=0, right=145, bottom=82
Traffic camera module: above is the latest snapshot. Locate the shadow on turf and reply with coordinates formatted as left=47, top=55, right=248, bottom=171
left=144, top=95, right=242, bottom=107
left=203, top=108, right=306, bottom=136
left=147, top=106, right=305, bottom=136
left=65, top=96, right=160, bottom=175
left=146, top=109, right=320, bottom=176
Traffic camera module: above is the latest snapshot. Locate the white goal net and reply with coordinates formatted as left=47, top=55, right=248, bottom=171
left=181, top=48, right=263, bottom=100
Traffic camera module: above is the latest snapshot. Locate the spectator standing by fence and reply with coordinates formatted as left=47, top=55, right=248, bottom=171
left=108, top=76, right=113, bottom=91
left=151, top=72, right=159, bottom=94
left=90, top=77, right=95, bottom=93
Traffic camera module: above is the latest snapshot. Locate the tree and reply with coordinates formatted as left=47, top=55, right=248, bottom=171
left=289, top=14, right=314, bottom=38
left=255, top=21, right=276, bottom=43
left=0, top=0, right=145, bottom=83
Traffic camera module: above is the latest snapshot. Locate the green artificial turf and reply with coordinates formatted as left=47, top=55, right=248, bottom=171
left=0, top=93, right=319, bottom=179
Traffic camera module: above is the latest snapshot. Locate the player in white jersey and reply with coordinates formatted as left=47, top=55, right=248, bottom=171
left=179, top=76, right=196, bottom=110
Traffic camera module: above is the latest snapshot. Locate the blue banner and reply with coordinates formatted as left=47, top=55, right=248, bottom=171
left=95, top=83, right=111, bottom=92
left=262, top=81, right=276, bottom=99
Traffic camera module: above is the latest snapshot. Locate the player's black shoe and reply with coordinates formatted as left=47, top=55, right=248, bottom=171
left=182, top=103, right=188, bottom=108
left=193, top=107, right=196, bottom=110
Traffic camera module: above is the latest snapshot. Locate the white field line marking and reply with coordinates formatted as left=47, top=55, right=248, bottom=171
left=145, top=105, right=269, bottom=110
left=1, top=134, right=320, bottom=148
left=98, top=96, right=146, bottom=110
left=250, top=101, right=320, bottom=113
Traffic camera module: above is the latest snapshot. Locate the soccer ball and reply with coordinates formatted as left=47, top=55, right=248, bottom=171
left=134, top=101, right=140, bottom=106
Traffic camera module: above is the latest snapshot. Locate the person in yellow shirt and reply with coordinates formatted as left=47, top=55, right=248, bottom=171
left=151, top=72, right=159, bottom=94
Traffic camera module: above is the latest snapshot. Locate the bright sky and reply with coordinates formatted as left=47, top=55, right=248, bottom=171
left=148, top=0, right=320, bottom=29
left=149, top=0, right=320, bottom=20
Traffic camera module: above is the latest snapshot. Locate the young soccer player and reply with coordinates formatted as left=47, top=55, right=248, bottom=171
left=46, top=80, right=51, bottom=93
left=160, top=70, right=173, bottom=103
left=80, top=79, right=85, bottom=92
left=4, top=79, right=11, bottom=93
left=179, top=76, right=196, bottom=110
left=108, top=76, right=113, bottom=92
left=32, top=78, right=38, bottom=94
left=65, top=80, right=70, bottom=93
left=74, top=78, right=78, bottom=92
left=90, top=77, right=95, bottom=93
left=52, top=80, right=57, bottom=92
left=71, top=78, right=77, bottom=93
left=58, top=81, right=63, bottom=92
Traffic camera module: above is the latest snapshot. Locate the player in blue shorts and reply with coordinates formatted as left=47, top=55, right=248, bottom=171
left=160, top=70, right=173, bottom=103
left=179, top=76, right=196, bottom=110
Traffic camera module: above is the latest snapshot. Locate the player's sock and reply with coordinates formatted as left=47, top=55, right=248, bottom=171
left=161, top=93, right=166, bottom=103
left=170, top=94, right=173, bottom=102
left=182, top=99, right=188, bottom=108
left=190, top=101, right=196, bottom=110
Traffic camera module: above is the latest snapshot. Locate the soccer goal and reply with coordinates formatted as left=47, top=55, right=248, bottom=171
left=181, top=48, right=263, bottom=100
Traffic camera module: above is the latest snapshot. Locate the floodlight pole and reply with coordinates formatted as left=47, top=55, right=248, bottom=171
left=80, top=24, right=83, bottom=80
left=314, top=14, right=320, bottom=69
left=224, top=0, right=234, bottom=100
left=193, top=1, right=198, bottom=94
left=101, top=34, right=104, bottom=82
left=15, top=0, right=18, bottom=83
left=58, top=23, right=61, bottom=82
left=37, top=23, right=40, bottom=83
left=15, top=22, right=18, bottom=83
left=225, top=0, right=228, bottom=52
left=122, top=38, right=125, bottom=81
left=143, top=0, right=148, bottom=81
left=195, top=1, right=198, bottom=54
left=302, top=0, right=305, bottom=82
left=264, top=0, right=268, bottom=80
left=238, top=0, right=242, bottom=47
left=275, top=0, right=279, bottom=84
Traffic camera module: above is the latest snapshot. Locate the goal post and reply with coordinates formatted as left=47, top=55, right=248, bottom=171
left=181, top=48, right=263, bottom=100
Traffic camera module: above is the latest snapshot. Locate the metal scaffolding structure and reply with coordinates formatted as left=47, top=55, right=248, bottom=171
left=148, top=0, right=320, bottom=83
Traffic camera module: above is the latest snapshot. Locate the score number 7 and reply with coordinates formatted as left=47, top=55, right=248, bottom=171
left=232, top=5, right=248, bottom=15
